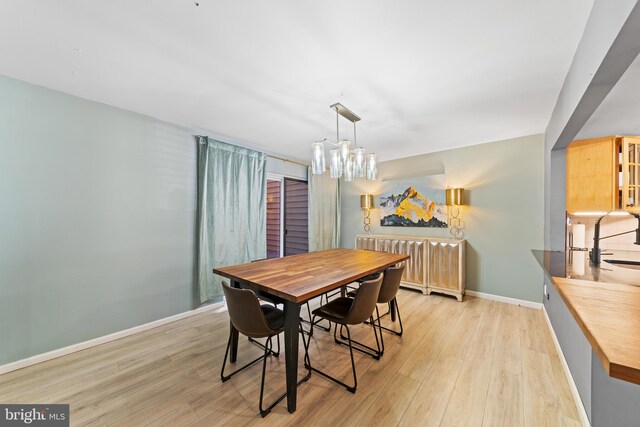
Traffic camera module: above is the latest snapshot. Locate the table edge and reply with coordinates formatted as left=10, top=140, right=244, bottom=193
left=213, top=253, right=410, bottom=303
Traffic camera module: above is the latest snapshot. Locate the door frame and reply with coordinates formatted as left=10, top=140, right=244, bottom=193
left=282, top=177, right=308, bottom=256
left=266, top=173, right=286, bottom=258
left=266, top=173, right=309, bottom=257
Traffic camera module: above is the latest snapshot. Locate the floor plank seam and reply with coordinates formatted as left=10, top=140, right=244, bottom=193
left=397, top=301, right=466, bottom=426
left=478, top=308, right=502, bottom=427
left=437, top=306, right=487, bottom=427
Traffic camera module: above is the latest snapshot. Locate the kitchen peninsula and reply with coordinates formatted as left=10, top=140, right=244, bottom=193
left=533, top=249, right=640, bottom=426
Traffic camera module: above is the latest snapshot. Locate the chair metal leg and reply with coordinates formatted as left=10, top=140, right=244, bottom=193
left=395, top=298, right=404, bottom=335
left=220, top=333, right=232, bottom=381
left=301, top=302, right=331, bottom=336
left=222, top=327, right=310, bottom=417
left=365, top=306, right=391, bottom=324
left=306, top=323, right=358, bottom=393
left=366, top=298, right=404, bottom=336
left=221, top=332, right=269, bottom=382
left=345, top=326, right=357, bottom=393
left=299, top=323, right=312, bottom=376
left=390, top=298, right=397, bottom=322
left=302, top=294, right=331, bottom=337
left=248, top=333, right=280, bottom=356
left=298, top=302, right=314, bottom=329
left=308, top=312, right=332, bottom=337
left=312, top=316, right=332, bottom=333
left=259, top=337, right=273, bottom=417
left=335, top=318, right=382, bottom=360
left=258, top=327, right=312, bottom=417
left=376, top=306, right=385, bottom=355
left=375, top=298, right=404, bottom=336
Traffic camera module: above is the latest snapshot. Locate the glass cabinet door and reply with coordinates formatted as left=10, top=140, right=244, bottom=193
left=623, top=137, right=640, bottom=213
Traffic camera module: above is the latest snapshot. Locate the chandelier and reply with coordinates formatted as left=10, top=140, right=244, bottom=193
left=311, top=103, right=377, bottom=181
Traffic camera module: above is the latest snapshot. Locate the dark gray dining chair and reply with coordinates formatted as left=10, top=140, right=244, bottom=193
left=346, top=264, right=405, bottom=357
left=305, top=275, right=383, bottom=393
left=220, top=281, right=310, bottom=417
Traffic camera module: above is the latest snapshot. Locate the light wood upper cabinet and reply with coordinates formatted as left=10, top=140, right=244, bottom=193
left=566, top=136, right=640, bottom=214
left=566, top=136, right=619, bottom=213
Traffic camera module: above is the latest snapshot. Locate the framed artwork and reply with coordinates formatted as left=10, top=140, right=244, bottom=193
left=380, top=174, right=448, bottom=227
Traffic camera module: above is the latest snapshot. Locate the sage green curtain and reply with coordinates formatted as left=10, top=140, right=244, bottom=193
left=197, top=136, right=266, bottom=303
left=308, top=166, right=341, bottom=251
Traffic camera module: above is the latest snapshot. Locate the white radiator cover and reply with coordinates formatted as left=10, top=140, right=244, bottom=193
left=355, top=234, right=466, bottom=301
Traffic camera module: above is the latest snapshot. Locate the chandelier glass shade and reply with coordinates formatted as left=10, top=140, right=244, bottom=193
left=311, top=103, right=378, bottom=181
left=329, top=149, right=342, bottom=178
left=339, top=140, right=351, bottom=165
left=353, top=147, right=366, bottom=178
left=343, top=154, right=355, bottom=181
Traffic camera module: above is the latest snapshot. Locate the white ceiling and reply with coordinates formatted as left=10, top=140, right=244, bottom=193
left=576, top=52, right=640, bottom=140
left=0, top=1, right=593, bottom=162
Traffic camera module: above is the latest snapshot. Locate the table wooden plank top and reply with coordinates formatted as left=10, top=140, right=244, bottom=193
left=212, top=248, right=409, bottom=303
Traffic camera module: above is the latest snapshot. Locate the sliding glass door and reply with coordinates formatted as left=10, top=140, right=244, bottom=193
left=283, top=178, right=308, bottom=256
left=266, top=179, right=281, bottom=259
left=266, top=176, right=308, bottom=258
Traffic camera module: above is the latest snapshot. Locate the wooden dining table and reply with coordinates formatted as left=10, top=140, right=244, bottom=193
left=212, top=248, right=409, bottom=413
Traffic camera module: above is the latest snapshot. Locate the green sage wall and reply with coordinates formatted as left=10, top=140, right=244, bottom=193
left=0, top=74, right=306, bottom=366
left=340, top=134, right=545, bottom=303
left=0, top=75, right=198, bottom=366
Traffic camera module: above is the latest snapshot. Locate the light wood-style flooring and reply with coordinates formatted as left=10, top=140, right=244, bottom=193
left=0, top=290, right=583, bottom=426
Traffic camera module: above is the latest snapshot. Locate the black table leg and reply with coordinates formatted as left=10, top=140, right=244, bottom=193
left=229, top=280, right=240, bottom=363
left=283, top=300, right=301, bottom=413
left=390, top=298, right=397, bottom=322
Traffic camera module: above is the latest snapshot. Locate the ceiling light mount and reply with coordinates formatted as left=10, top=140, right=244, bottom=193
left=330, top=103, right=361, bottom=123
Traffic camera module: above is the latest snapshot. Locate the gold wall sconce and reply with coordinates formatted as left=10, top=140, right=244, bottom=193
left=360, top=194, right=374, bottom=233
left=446, top=188, right=465, bottom=238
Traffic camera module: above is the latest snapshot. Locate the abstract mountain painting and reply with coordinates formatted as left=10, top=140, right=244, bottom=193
left=380, top=175, right=448, bottom=227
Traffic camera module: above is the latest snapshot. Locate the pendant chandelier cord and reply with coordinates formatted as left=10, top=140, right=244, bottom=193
left=335, top=106, right=340, bottom=143
left=353, top=121, right=357, bottom=148
left=333, top=105, right=358, bottom=147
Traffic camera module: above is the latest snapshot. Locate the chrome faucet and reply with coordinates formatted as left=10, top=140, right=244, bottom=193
left=590, top=211, right=640, bottom=265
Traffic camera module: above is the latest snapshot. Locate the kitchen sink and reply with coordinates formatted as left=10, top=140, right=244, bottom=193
left=604, top=259, right=640, bottom=270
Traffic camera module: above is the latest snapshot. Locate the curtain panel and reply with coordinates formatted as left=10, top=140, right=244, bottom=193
left=308, top=166, right=341, bottom=251
left=196, top=136, right=266, bottom=303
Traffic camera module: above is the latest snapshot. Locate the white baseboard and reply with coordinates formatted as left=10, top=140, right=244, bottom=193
left=542, top=305, right=591, bottom=427
left=0, top=301, right=226, bottom=376
left=465, top=290, right=543, bottom=309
